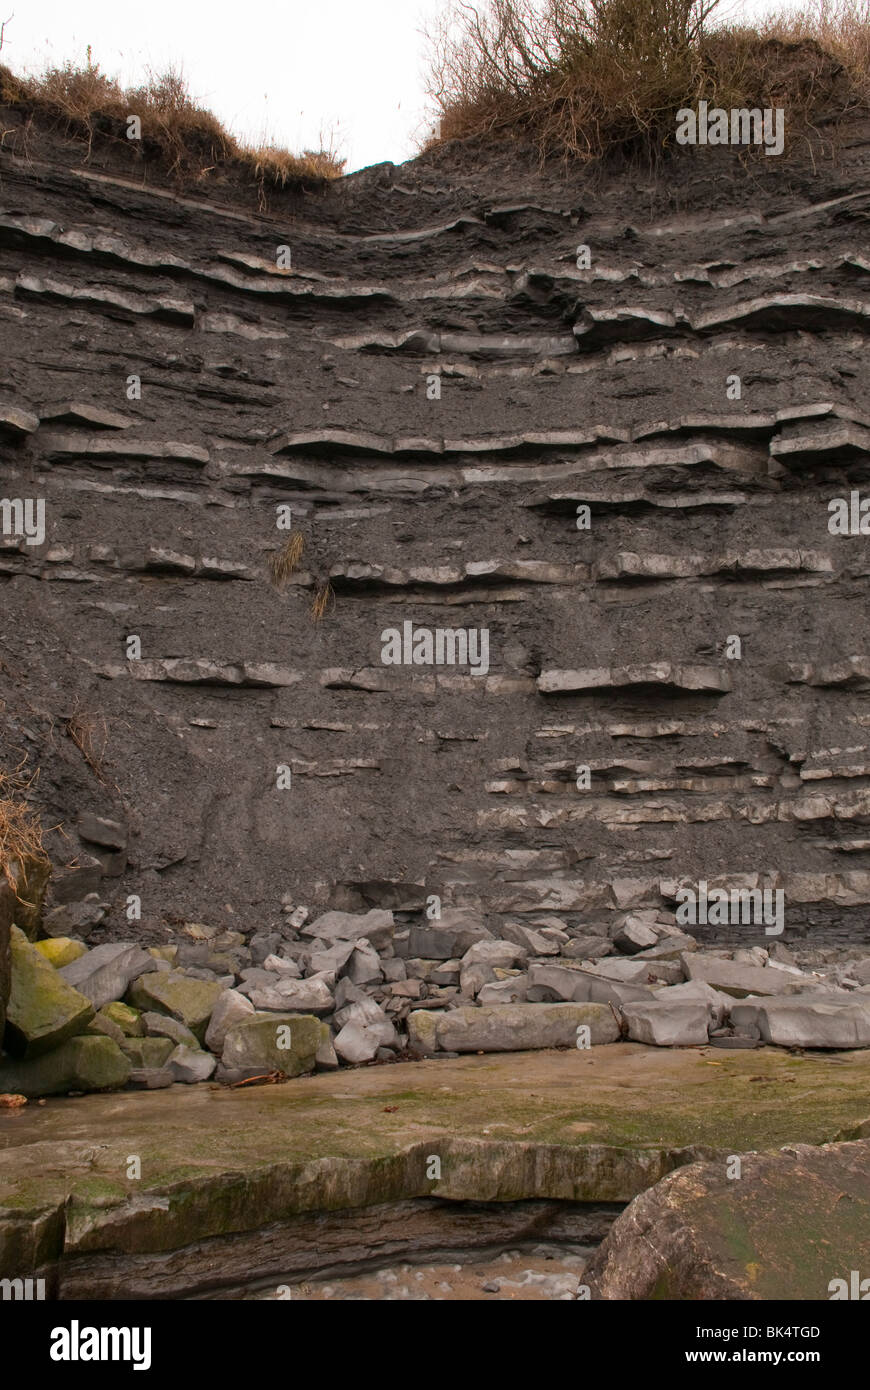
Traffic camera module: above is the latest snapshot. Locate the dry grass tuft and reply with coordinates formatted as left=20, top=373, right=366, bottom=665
left=0, top=51, right=345, bottom=185
left=0, top=764, right=49, bottom=890
left=268, top=532, right=306, bottom=590
left=65, top=707, right=109, bottom=782
left=310, top=581, right=335, bottom=623
left=424, top=0, right=870, bottom=164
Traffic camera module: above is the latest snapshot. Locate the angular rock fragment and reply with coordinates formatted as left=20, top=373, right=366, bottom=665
left=405, top=910, right=494, bottom=959
left=220, top=1013, right=327, bottom=1077
left=141, top=1012, right=200, bottom=1050
left=731, top=997, right=870, bottom=1048
left=204, top=989, right=255, bottom=1053
left=4, top=926, right=94, bottom=1058
left=168, top=1044, right=217, bottom=1083
left=620, top=1000, right=710, bottom=1046
left=301, top=909, right=394, bottom=950
left=119, top=1036, right=175, bottom=1069
left=126, top=971, right=224, bottom=1042
left=246, top=973, right=334, bottom=1015
left=60, top=943, right=153, bottom=1009
left=683, top=956, right=792, bottom=998
left=409, top=1002, right=620, bottom=1054
left=0, top=1034, right=130, bottom=1097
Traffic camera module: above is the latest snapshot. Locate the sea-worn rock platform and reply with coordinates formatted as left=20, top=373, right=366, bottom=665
left=2, top=1044, right=870, bottom=1298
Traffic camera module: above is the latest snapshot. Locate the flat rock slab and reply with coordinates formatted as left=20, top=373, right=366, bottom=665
left=585, top=1138, right=870, bottom=1299
left=732, top=997, right=870, bottom=1048
left=2, top=1044, right=870, bottom=1295
left=409, top=1002, right=620, bottom=1053
left=684, top=955, right=793, bottom=998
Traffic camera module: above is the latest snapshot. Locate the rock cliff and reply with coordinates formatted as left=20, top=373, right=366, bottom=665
left=2, top=109, right=870, bottom=953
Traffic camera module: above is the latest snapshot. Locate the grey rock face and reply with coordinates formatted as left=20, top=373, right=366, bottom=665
left=302, top=910, right=394, bottom=951
left=59, top=944, right=154, bottom=1009
left=620, top=1000, right=710, bottom=1046
left=731, top=998, right=870, bottom=1048
left=409, top=1003, right=620, bottom=1054
left=5, top=108, right=870, bottom=1085
left=204, top=989, right=255, bottom=1053
left=168, top=1044, right=217, bottom=1083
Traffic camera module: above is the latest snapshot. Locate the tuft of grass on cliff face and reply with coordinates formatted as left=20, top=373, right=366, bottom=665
left=423, top=0, right=870, bottom=164
left=0, top=765, right=49, bottom=891
left=0, top=52, right=345, bottom=188
left=268, top=533, right=306, bottom=591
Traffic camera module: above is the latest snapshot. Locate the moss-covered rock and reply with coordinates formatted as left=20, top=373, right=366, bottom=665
left=221, top=1012, right=327, bottom=1077
left=2, top=1046, right=870, bottom=1295
left=0, top=1034, right=131, bottom=1097
left=406, top=1009, right=439, bottom=1055
left=4, top=926, right=94, bottom=1058
left=585, top=1138, right=870, bottom=1300
left=86, top=1012, right=125, bottom=1045
left=101, top=1001, right=144, bottom=1036
left=119, top=1036, right=175, bottom=1069
left=34, top=938, right=88, bottom=968
left=126, top=971, right=223, bottom=1042
left=147, top=946, right=177, bottom=965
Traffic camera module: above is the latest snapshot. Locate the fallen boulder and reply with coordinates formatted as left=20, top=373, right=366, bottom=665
left=220, top=1012, right=327, bottom=1078
left=4, top=926, right=94, bottom=1058
left=408, top=1002, right=620, bottom=1054
left=731, top=997, right=870, bottom=1048
left=168, top=1044, right=217, bottom=1083
left=620, top=1000, right=710, bottom=1046
left=0, top=1033, right=131, bottom=1096
left=59, top=942, right=153, bottom=1008
left=204, top=989, right=254, bottom=1053
left=126, top=970, right=223, bottom=1042
left=684, top=955, right=793, bottom=998
left=301, top=909, right=394, bottom=951
left=405, top=910, right=494, bottom=960
left=585, top=1139, right=870, bottom=1299
left=119, top=1036, right=175, bottom=1068
left=334, top=998, right=398, bottom=1062
left=246, top=973, right=334, bottom=1015
left=33, top=937, right=87, bottom=968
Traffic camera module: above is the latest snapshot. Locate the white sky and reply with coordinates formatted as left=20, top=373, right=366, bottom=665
left=1, top=0, right=802, bottom=173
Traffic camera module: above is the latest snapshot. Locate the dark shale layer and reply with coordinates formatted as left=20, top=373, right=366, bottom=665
left=2, top=115, right=870, bottom=944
